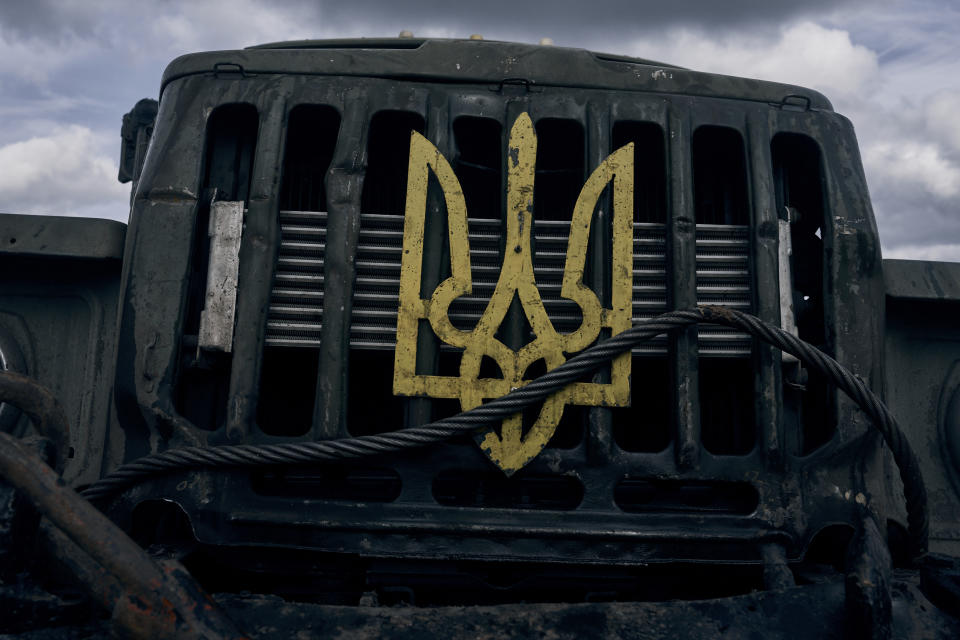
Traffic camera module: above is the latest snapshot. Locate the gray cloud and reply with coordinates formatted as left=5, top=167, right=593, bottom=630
left=0, top=0, right=876, bottom=45
left=0, top=123, right=127, bottom=219
left=0, top=0, right=955, bottom=260
left=321, top=0, right=876, bottom=41
left=871, top=187, right=960, bottom=257
left=0, top=0, right=105, bottom=40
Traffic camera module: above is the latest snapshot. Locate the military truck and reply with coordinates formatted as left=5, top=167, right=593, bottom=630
left=2, top=37, right=959, bottom=638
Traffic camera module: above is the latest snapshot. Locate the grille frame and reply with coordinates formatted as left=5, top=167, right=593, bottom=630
left=241, top=87, right=783, bottom=564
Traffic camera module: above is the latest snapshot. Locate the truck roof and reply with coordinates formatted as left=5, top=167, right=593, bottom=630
left=160, top=37, right=833, bottom=111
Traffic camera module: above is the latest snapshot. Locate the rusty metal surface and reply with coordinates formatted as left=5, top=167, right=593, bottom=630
left=0, top=372, right=70, bottom=471
left=0, top=437, right=53, bottom=582
left=0, top=373, right=245, bottom=639
left=0, top=432, right=246, bottom=639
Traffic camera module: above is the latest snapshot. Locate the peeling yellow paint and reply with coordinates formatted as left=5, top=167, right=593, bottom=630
left=393, top=112, right=634, bottom=474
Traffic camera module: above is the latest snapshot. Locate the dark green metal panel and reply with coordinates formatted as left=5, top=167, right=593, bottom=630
left=0, top=214, right=125, bottom=261
left=884, top=259, right=960, bottom=557
left=0, top=215, right=124, bottom=486
left=161, top=39, right=833, bottom=111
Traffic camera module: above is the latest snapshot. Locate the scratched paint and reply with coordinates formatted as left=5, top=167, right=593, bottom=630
left=393, top=112, right=634, bottom=474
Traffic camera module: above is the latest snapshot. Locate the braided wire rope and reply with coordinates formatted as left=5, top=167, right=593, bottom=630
left=81, top=306, right=928, bottom=555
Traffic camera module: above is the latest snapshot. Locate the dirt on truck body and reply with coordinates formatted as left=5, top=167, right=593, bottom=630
left=1, top=37, right=960, bottom=638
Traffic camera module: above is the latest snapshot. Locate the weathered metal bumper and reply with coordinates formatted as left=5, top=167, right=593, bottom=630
left=8, top=576, right=959, bottom=639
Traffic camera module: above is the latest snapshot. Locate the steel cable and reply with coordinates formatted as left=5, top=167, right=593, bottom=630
left=80, top=306, right=928, bottom=556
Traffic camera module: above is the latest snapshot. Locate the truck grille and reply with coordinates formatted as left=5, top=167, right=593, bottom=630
left=145, top=60, right=849, bottom=584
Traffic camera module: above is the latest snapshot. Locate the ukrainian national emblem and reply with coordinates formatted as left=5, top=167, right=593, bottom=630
left=393, top=113, right=634, bottom=474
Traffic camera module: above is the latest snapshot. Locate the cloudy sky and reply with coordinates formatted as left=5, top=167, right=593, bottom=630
left=1, top=0, right=958, bottom=261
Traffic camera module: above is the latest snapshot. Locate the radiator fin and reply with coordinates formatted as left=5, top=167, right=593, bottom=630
left=265, top=212, right=751, bottom=356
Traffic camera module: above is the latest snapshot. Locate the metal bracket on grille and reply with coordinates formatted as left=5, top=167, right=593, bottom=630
left=491, top=77, right=541, bottom=94
left=778, top=207, right=800, bottom=368
left=198, top=200, right=244, bottom=355
left=776, top=94, right=812, bottom=112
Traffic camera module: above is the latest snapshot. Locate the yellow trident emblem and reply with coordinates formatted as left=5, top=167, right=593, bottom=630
left=393, top=113, right=634, bottom=474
